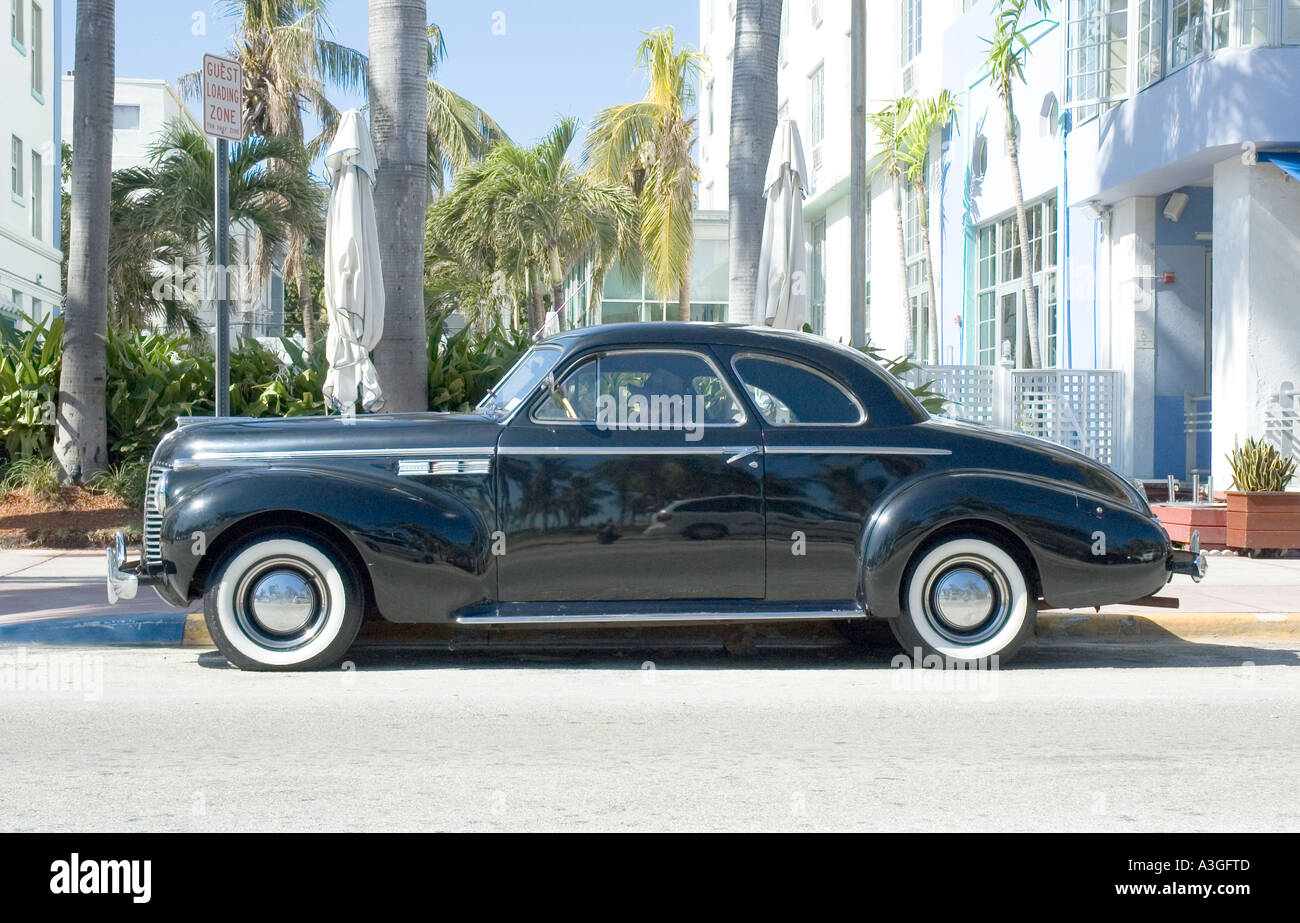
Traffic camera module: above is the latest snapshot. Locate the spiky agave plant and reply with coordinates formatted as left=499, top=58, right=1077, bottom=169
left=1227, top=437, right=1298, bottom=493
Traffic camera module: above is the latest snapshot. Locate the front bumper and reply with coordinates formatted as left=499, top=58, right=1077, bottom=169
left=106, top=532, right=165, bottom=604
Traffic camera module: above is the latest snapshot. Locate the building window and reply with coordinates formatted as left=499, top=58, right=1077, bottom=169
left=30, top=1, right=41, bottom=96
left=973, top=197, right=1059, bottom=367
left=1136, top=0, right=1163, bottom=87
left=30, top=149, right=39, bottom=238
left=10, top=135, right=22, bottom=198
left=864, top=192, right=873, bottom=335
left=811, top=217, right=826, bottom=335
left=113, top=105, right=141, bottom=131
left=779, top=0, right=789, bottom=64
left=1287, top=0, right=1300, bottom=42
left=10, top=0, right=22, bottom=48
left=809, top=64, right=825, bottom=148
left=904, top=181, right=928, bottom=357
left=1170, top=0, right=1206, bottom=66
left=1065, top=0, right=1130, bottom=119
left=1241, top=0, right=1271, bottom=44
left=901, top=0, right=923, bottom=65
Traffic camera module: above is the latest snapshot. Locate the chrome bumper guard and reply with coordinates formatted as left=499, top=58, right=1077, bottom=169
left=106, top=531, right=163, bottom=604
left=1168, top=530, right=1208, bottom=583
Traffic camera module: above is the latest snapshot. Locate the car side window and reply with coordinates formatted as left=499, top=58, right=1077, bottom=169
left=534, top=350, right=746, bottom=428
left=731, top=355, right=864, bottom=426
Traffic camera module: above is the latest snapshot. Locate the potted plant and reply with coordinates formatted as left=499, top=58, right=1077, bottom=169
left=1225, top=437, right=1300, bottom=553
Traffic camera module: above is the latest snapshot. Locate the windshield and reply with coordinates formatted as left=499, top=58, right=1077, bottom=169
left=476, top=346, right=563, bottom=418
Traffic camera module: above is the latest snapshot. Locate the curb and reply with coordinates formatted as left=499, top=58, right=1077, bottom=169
left=0, top=612, right=190, bottom=646
left=1035, top=611, right=1300, bottom=641
left=7, top=610, right=1299, bottom=650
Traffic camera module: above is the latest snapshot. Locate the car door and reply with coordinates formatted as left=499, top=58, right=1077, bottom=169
left=727, top=351, right=905, bottom=605
left=496, top=347, right=766, bottom=602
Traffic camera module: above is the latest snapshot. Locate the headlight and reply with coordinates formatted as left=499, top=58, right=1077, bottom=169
left=152, top=469, right=169, bottom=514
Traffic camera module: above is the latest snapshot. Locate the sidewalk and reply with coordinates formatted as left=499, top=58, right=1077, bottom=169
left=0, top=548, right=1297, bottom=647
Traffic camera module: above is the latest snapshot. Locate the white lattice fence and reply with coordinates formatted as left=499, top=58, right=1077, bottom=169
left=1012, top=369, right=1121, bottom=467
left=905, top=365, right=996, bottom=424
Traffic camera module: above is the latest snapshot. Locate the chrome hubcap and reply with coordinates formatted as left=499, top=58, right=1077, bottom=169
left=922, top=554, right=1013, bottom=643
left=233, top=557, right=327, bottom=650
left=248, top=569, right=316, bottom=634
left=931, top=567, right=994, bottom=630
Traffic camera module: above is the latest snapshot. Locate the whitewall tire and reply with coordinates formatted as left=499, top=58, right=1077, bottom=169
left=204, top=532, right=363, bottom=671
left=889, top=536, right=1036, bottom=663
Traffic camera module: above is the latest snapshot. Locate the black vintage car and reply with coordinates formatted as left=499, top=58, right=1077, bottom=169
left=107, top=323, right=1206, bottom=670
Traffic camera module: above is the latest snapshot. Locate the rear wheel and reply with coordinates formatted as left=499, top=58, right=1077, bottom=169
left=204, top=531, right=363, bottom=671
left=889, top=535, right=1035, bottom=664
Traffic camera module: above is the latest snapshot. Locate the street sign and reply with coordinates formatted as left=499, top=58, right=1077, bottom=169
left=202, top=53, right=243, bottom=142
left=202, top=53, right=243, bottom=416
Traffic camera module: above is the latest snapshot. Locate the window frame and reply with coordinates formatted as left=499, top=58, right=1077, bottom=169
left=730, top=352, right=867, bottom=427
left=29, top=147, right=39, bottom=238
left=971, top=196, right=1060, bottom=368
left=29, top=0, right=40, bottom=98
left=10, top=134, right=23, bottom=201
left=527, top=347, right=750, bottom=429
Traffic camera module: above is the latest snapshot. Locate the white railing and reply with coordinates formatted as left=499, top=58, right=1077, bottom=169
left=909, top=361, right=1124, bottom=469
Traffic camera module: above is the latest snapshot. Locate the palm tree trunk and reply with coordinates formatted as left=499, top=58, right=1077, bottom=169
left=1006, top=132, right=1042, bottom=368
left=529, top=269, right=546, bottom=335
left=677, top=259, right=692, bottom=323
left=55, top=0, right=115, bottom=482
left=727, top=0, right=783, bottom=325
left=294, top=248, right=315, bottom=351
left=916, top=175, right=940, bottom=364
left=892, top=175, right=914, bottom=358
left=369, top=0, right=429, bottom=410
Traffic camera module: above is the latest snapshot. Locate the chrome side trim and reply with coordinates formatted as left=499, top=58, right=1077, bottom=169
left=456, top=609, right=866, bottom=627
left=180, top=446, right=497, bottom=463
left=763, top=445, right=952, bottom=456
left=497, top=445, right=757, bottom=457
left=398, top=458, right=493, bottom=476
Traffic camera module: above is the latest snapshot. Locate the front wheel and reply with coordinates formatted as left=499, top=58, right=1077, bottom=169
left=889, top=536, right=1036, bottom=664
left=204, top=531, right=364, bottom=671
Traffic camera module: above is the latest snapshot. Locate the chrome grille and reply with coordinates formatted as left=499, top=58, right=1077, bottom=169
left=143, top=465, right=164, bottom=566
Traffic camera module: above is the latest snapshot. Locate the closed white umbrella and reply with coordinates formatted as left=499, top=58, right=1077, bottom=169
left=755, top=119, right=811, bottom=331
left=322, top=108, right=385, bottom=413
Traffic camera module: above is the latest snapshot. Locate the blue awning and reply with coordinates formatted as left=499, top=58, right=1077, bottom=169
left=1258, top=152, right=1300, bottom=183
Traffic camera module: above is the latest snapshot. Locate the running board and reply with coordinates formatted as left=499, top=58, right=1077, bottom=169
left=455, top=607, right=866, bottom=627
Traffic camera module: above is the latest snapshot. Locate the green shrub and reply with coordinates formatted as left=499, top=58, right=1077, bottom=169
left=2, top=456, right=63, bottom=504
left=1227, top=437, right=1297, bottom=493
left=89, top=460, right=149, bottom=508
left=428, top=313, right=531, bottom=412
left=0, top=315, right=62, bottom=459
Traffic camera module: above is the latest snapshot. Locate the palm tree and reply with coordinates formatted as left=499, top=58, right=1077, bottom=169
left=55, top=0, right=115, bottom=483
left=867, top=97, right=918, bottom=359
left=902, top=90, right=959, bottom=365
left=586, top=28, right=704, bottom=323
left=983, top=0, right=1051, bottom=368
left=369, top=0, right=429, bottom=412
left=109, top=124, right=326, bottom=336
left=429, top=118, right=637, bottom=335
left=727, top=0, right=783, bottom=326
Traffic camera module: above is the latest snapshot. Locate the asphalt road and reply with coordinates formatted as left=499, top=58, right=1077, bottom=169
left=1, top=637, right=1297, bottom=831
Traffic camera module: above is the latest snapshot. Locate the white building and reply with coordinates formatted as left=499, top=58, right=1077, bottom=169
left=0, top=0, right=62, bottom=330
left=60, top=75, right=286, bottom=341
left=700, top=0, right=1300, bottom=485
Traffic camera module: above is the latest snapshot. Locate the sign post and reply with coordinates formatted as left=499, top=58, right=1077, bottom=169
left=201, top=53, right=243, bottom=417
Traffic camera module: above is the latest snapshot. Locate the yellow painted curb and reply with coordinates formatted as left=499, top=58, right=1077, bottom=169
left=182, top=613, right=214, bottom=648
left=1036, top=611, right=1300, bottom=642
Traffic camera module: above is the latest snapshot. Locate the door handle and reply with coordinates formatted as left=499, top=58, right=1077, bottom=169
left=726, top=446, right=762, bottom=468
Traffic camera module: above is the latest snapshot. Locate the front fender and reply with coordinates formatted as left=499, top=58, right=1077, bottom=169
left=857, top=470, right=1170, bottom=618
left=158, top=466, right=494, bottom=621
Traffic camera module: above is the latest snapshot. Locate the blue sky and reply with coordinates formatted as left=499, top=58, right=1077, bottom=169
left=62, top=0, right=701, bottom=149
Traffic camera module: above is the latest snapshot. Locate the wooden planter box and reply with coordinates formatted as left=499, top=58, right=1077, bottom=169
left=1226, top=491, right=1300, bottom=550
left=1151, top=503, right=1227, bottom=549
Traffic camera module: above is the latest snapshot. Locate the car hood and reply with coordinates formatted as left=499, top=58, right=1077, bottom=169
left=150, top=412, right=502, bottom=467
left=915, top=416, right=1146, bottom=509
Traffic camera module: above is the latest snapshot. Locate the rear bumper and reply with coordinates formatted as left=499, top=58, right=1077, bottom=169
left=106, top=531, right=165, bottom=604
left=1169, top=548, right=1208, bottom=582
